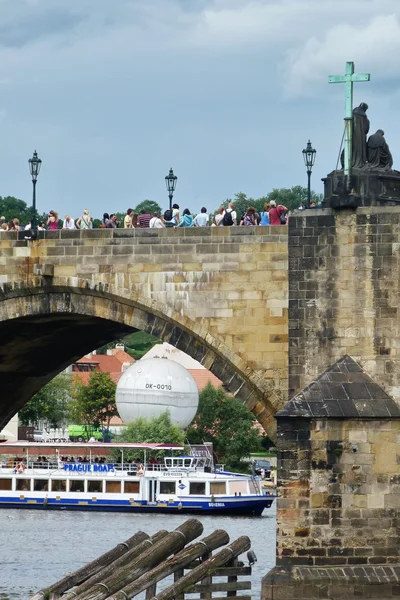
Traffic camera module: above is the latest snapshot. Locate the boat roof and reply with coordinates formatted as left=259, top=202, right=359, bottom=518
left=0, top=442, right=184, bottom=451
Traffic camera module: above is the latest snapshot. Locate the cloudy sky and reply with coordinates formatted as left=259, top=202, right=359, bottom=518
left=0, top=0, right=399, bottom=218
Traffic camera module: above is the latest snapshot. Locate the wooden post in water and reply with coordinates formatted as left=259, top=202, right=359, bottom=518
left=108, top=529, right=230, bottom=600
left=30, top=531, right=149, bottom=600
left=75, top=519, right=204, bottom=600
left=61, top=530, right=169, bottom=600
left=149, top=536, right=251, bottom=600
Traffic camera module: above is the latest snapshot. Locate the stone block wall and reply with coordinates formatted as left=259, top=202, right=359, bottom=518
left=277, top=417, right=400, bottom=568
left=263, top=415, right=400, bottom=599
left=289, top=207, right=400, bottom=402
left=0, top=227, right=288, bottom=437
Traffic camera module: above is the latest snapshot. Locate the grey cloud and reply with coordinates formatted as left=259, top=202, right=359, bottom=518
left=0, top=0, right=399, bottom=220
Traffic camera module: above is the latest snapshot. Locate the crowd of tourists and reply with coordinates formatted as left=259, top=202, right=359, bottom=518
left=0, top=201, right=289, bottom=232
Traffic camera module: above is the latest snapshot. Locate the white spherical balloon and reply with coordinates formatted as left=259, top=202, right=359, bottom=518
left=116, top=358, right=199, bottom=428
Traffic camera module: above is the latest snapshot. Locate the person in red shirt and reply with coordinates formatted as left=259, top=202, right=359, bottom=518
left=137, top=209, right=152, bottom=228
left=268, top=200, right=288, bottom=225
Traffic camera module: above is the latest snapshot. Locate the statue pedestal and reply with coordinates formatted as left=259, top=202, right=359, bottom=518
left=322, top=168, right=400, bottom=208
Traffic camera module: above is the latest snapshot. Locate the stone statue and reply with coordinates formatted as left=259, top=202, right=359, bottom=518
left=367, top=129, right=393, bottom=171
left=352, top=102, right=370, bottom=167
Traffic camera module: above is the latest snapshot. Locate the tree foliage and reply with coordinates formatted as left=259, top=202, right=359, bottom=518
left=186, top=384, right=261, bottom=470
left=114, top=411, right=185, bottom=462
left=19, top=374, right=72, bottom=427
left=134, top=200, right=162, bottom=215
left=0, top=196, right=31, bottom=224
left=218, top=187, right=323, bottom=221
left=69, top=372, right=117, bottom=429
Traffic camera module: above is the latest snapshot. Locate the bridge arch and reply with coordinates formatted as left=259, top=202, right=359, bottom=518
left=0, top=283, right=279, bottom=440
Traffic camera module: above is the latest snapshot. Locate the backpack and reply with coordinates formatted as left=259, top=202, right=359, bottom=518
left=222, top=210, right=233, bottom=226
left=164, top=209, right=173, bottom=222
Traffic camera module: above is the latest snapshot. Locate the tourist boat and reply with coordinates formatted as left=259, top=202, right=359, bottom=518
left=0, top=442, right=275, bottom=516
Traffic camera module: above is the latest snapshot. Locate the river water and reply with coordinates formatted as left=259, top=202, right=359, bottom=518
left=0, top=507, right=276, bottom=599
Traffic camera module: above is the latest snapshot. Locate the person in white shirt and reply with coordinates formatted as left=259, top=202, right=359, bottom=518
left=193, top=207, right=209, bottom=227
left=149, top=212, right=165, bottom=228
left=63, top=215, right=75, bottom=229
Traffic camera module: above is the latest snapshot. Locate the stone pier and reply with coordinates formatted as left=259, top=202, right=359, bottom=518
left=263, top=355, right=400, bottom=599
left=263, top=207, right=400, bottom=599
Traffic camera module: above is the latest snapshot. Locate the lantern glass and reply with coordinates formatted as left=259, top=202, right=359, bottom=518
left=29, top=150, right=42, bottom=180
left=165, top=168, right=177, bottom=193
left=302, top=141, right=316, bottom=168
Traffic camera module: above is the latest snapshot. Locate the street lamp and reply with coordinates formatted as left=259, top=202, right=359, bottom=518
left=165, top=167, right=177, bottom=211
left=302, top=140, right=316, bottom=208
left=28, top=150, right=42, bottom=231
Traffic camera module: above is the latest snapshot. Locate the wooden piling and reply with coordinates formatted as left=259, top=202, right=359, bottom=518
left=75, top=518, right=204, bottom=600
left=29, top=531, right=149, bottom=600
left=61, top=530, right=169, bottom=600
left=149, top=536, right=251, bottom=600
left=108, top=529, right=230, bottom=600
left=32, top=519, right=254, bottom=600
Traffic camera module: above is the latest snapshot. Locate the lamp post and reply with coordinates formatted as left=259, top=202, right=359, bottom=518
left=165, top=167, right=177, bottom=211
left=302, top=140, right=316, bottom=208
left=28, top=150, right=42, bottom=231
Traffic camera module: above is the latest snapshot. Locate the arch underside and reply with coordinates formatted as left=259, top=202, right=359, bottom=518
left=0, top=285, right=281, bottom=440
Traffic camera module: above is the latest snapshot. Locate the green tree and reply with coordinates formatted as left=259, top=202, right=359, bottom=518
left=134, top=200, right=162, bottom=215
left=113, top=411, right=185, bottom=462
left=69, top=372, right=117, bottom=430
left=96, top=332, right=162, bottom=359
left=19, top=374, right=72, bottom=427
left=186, top=384, right=261, bottom=470
left=267, top=186, right=323, bottom=211
left=218, top=187, right=323, bottom=221
left=0, top=196, right=32, bottom=224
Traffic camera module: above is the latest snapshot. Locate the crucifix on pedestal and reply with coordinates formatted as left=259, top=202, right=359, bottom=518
left=328, top=62, right=370, bottom=184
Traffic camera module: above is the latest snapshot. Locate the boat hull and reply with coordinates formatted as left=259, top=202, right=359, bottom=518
left=0, top=495, right=274, bottom=516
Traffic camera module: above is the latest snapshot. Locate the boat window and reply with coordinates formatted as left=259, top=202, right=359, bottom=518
left=229, top=481, right=247, bottom=495
left=189, top=482, right=206, bottom=495
left=165, top=459, right=172, bottom=468
left=69, top=480, right=85, bottom=493
left=34, top=480, right=49, bottom=492
left=0, top=479, right=12, bottom=491
left=88, top=480, right=102, bottom=493
left=210, top=482, right=226, bottom=495
left=106, top=481, right=121, bottom=493
left=184, top=459, right=192, bottom=468
left=124, top=481, right=140, bottom=494
left=51, top=480, right=66, bottom=492
left=16, top=479, right=30, bottom=492
left=159, top=481, right=175, bottom=495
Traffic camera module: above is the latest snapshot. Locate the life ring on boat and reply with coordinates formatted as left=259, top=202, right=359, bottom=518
left=16, top=462, right=26, bottom=473
left=137, top=464, right=144, bottom=475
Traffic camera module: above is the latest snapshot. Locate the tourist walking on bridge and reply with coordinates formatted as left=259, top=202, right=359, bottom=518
left=176, top=208, right=194, bottom=227
left=138, top=209, right=152, bottom=228
left=76, top=209, right=92, bottom=229
left=194, top=207, right=209, bottom=227
left=124, top=209, right=134, bottom=228
left=47, top=211, right=59, bottom=230
left=63, top=215, right=75, bottom=229
left=268, top=200, right=287, bottom=225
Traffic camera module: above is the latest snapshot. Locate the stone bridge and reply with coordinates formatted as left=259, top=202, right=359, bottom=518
left=0, top=226, right=288, bottom=439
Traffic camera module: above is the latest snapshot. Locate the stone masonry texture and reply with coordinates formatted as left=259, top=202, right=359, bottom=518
left=262, top=207, right=400, bottom=600
left=0, top=226, right=288, bottom=438
left=289, top=206, right=400, bottom=402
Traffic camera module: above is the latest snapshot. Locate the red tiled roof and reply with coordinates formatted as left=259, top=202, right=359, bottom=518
left=109, top=349, right=135, bottom=364
left=73, top=372, right=123, bottom=386
left=187, top=369, right=222, bottom=391
left=75, top=354, right=132, bottom=374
